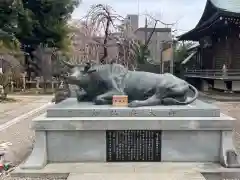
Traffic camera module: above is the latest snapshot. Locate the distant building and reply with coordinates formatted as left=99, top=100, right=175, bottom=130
left=123, top=14, right=173, bottom=72
left=135, top=27, right=172, bottom=65
left=178, top=0, right=240, bottom=92
left=125, top=14, right=139, bottom=33
left=69, top=16, right=173, bottom=72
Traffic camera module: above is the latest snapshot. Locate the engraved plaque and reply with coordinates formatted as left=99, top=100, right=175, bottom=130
left=111, top=110, right=119, bottom=116
left=92, top=109, right=100, bottom=117
left=130, top=109, right=137, bottom=117
left=149, top=109, right=156, bottom=116
left=106, top=130, right=161, bottom=162
left=168, top=110, right=176, bottom=117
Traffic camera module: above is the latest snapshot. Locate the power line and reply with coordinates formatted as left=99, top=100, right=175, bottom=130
left=137, top=0, right=140, bottom=16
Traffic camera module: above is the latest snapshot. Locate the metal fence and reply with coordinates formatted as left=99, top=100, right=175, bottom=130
left=185, top=69, right=240, bottom=77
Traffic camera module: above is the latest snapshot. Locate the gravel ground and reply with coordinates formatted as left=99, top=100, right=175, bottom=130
left=0, top=96, right=54, bottom=180
left=1, top=97, right=240, bottom=180
left=213, top=101, right=240, bottom=118
left=213, top=101, right=240, bottom=134
left=0, top=112, right=66, bottom=180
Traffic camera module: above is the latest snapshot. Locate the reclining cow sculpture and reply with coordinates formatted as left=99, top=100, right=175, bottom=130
left=62, top=61, right=198, bottom=107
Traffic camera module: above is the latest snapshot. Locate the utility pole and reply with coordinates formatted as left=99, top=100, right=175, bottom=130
left=170, top=41, right=174, bottom=74
left=160, top=48, right=163, bottom=74
left=144, top=17, right=148, bottom=44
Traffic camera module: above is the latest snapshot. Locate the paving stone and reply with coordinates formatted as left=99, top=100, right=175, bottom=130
left=67, top=172, right=205, bottom=180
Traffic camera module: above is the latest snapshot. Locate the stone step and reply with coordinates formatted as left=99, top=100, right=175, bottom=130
left=11, top=162, right=240, bottom=179
left=67, top=172, right=207, bottom=180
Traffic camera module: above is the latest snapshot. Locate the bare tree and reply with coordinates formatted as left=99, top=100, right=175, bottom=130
left=145, top=14, right=175, bottom=49
left=69, top=4, right=143, bottom=68
left=130, top=14, right=177, bottom=68
left=67, top=5, right=178, bottom=71
left=69, top=19, right=103, bottom=64
left=85, top=4, right=123, bottom=64
left=113, top=23, right=139, bottom=70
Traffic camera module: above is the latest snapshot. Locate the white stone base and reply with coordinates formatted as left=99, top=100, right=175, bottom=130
left=20, top=131, right=47, bottom=169
left=20, top=114, right=237, bottom=169
left=212, top=80, right=240, bottom=92
left=214, top=80, right=227, bottom=91
left=201, top=80, right=209, bottom=92
left=232, top=81, right=240, bottom=92
left=45, top=130, right=221, bottom=163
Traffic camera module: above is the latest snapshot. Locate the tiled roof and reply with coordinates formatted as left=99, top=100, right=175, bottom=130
left=211, top=0, right=240, bottom=13
left=178, top=0, right=240, bottom=40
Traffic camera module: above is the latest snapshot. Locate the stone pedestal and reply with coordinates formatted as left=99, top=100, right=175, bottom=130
left=214, top=80, right=228, bottom=91
left=19, top=98, right=240, bottom=177
left=232, top=81, right=240, bottom=92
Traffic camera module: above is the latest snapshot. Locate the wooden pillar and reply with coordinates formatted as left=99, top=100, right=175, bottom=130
left=228, top=28, right=233, bottom=68
left=225, top=27, right=232, bottom=68
left=212, top=39, right=216, bottom=69
left=200, top=46, right=203, bottom=69
left=228, top=37, right=233, bottom=69
left=223, top=25, right=232, bottom=69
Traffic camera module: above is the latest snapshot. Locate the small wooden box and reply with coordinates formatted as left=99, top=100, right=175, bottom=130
left=112, top=95, right=128, bottom=106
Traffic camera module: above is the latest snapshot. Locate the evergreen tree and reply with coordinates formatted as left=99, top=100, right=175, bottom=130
left=9, top=0, right=80, bottom=78
left=0, top=0, right=19, bottom=49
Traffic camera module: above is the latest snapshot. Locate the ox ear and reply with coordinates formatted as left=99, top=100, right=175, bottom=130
left=83, top=62, right=96, bottom=74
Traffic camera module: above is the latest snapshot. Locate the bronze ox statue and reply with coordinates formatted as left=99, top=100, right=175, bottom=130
left=61, top=61, right=198, bottom=107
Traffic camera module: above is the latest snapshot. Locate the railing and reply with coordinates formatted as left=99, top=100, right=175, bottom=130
left=185, top=69, right=240, bottom=77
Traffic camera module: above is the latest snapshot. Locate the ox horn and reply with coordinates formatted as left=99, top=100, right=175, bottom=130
left=61, top=59, right=75, bottom=69
left=84, top=62, right=91, bottom=72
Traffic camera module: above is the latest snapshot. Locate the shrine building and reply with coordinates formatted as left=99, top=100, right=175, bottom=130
left=178, top=0, right=240, bottom=92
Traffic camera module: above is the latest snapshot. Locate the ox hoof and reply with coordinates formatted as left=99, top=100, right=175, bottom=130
left=94, top=98, right=106, bottom=105
left=128, top=100, right=141, bottom=107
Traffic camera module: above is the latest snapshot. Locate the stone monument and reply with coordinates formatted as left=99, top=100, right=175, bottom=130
left=13, top=63, right=240, bottom=179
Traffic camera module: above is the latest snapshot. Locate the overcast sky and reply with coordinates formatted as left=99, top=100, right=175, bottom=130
left=72, top=0, right=207, bottom=35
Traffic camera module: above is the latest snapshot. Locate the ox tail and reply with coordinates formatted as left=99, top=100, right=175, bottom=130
left=162, top=84, right=199, bottom=105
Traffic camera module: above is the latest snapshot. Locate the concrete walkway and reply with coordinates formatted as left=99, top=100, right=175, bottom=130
left=0, top=95, right=53, bottom=125
left=0, top=95, right=53, bottom=169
